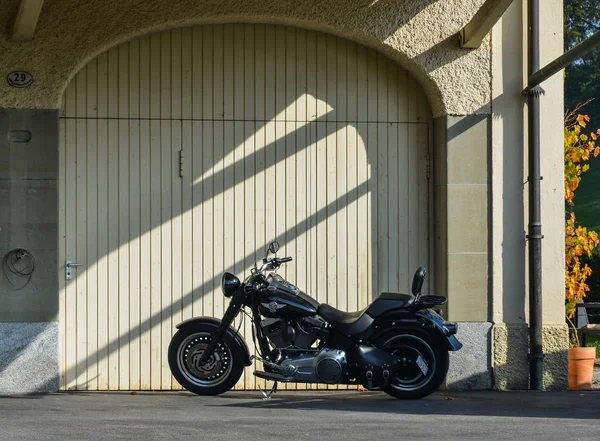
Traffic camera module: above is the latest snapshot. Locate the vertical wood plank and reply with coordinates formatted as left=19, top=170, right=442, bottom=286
left=161, top=31, right=172, bottom=120
left=139, top=119, right=152, bottom=390
left=233, top=24, right=245, bottom=121
left=356, top=122, right=369, bottom=310
left=388, top=123, right=400, bottom=292
left=118, top=42, right=129, bottom=120
left=118, top=119, right=130, bottom=390
left=192, top=27, right=203, bottom=120
left=150, top=33, right=161, bottom=120
left=64, top=119, right=77, bottom=390
left=285, top=27, right=296, bottom=122
left=202, top=27, right=213, bottom=122
left=107, top=119, right=120, bottom=389
left=191, top=121, right=204, bottom=317
left=149, top=119, right=162, bottom=389
left=306, top=30, right=317, bottom=121
left=275, top=26, right=286, bottom=121
left=96, top=118, right=109, bottom=390
left=85, top=119, right=99, bottom=391
left=212, top=120, right=224, bottom=320
left=129, top=119, right=141, bottom=390
left=202, top=121, right=214, bottom=320
left=139, top=35, right=151, bottom=120
left=407, top=123, right=419, bottom=283
left=129, top=38, right=140, bottom=120
left=243, top=121, right=256, bottom=390
left=232, top=119, right=246, bottom=389
left=398, top=124, right=410, bottom=290
left=75, top=118, right=87, bottom=389
left=160, top=120, right=173, bottom=389
left=170, top=120, right=183, bottom=388
left=346, top=124, right=359, bottom=315
left=222, top=24, right=235, bottom=120
left=336, top=122, right=347, bottom=314
left=181, top=121, right=194, bottom=322
left=212, top=25, right=224, bottom=120
left=171, top=29, right=182, bottom=120
left=244, top=24, right=255, bottom=121
left=254, top=25, right=266, bottom=122
left=181, top=28, right=193, bottom=120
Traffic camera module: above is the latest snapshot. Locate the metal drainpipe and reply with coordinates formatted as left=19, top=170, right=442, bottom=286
left=527, top=0, right=544, bottom=391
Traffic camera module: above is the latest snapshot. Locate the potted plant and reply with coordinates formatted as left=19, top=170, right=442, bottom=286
left=566, top=316, right=596, bottom=390
left=564, top=107, right=600, bottom=390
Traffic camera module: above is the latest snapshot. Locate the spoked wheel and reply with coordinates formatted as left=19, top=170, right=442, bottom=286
left=378, top=331, right=449, bottom=399
left=168, top=324, right=245, bottom=395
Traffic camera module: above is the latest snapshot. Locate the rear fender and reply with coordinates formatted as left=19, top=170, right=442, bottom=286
left=370, top=310, right=462, bottom=351
left=176, top=317, right=252, bottom=365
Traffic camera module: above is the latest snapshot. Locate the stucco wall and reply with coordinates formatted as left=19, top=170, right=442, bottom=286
left=0, top=0, right=491, bottom=116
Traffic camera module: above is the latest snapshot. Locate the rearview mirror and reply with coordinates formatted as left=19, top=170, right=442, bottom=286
left=267, top=241, right=280, bottom=256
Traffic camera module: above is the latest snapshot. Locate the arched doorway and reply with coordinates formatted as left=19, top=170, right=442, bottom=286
left=59, top=24, right=432, bottom=390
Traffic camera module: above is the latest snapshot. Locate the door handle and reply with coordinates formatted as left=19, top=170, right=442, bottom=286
left=66, top=260, right=83, bottom=280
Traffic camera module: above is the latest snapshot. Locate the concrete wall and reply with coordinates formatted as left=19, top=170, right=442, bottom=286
left=0, top=109, right=59, bottom=321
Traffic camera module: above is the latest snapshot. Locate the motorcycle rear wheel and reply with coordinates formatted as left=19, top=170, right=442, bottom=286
left=377, top=330, right=449, bottom=399
left=168, top=324, right=245, bottom=395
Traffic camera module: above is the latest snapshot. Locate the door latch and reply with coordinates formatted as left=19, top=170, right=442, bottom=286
left=65, top=260, right=82, bottom=280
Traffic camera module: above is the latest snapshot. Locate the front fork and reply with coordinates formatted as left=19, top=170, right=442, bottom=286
left=196, top=290, right=245, bottom=365
left=196, top=289, right=271, bottom=365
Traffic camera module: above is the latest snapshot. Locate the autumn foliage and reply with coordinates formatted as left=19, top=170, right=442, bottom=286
left=564, top=103, right=600, bottom=321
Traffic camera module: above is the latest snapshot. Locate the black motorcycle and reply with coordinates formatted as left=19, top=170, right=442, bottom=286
left=168, top=241, right=461, bottom=399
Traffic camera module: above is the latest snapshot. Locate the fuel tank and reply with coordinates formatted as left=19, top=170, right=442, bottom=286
left=259, top=273, right=319, bottom=318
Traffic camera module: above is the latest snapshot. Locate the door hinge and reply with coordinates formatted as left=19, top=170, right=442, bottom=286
left=179, top=150, right=184, bottom=178
left=425, top=153, right=431, bottom=180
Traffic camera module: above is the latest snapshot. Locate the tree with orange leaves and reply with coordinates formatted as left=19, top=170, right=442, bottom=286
left=564, top=101, right=600, bottom=334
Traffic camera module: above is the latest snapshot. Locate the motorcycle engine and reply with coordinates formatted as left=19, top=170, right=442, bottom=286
left=271, top=348, right=348, bottom=384
left=260, top=316, right=325, bottom=349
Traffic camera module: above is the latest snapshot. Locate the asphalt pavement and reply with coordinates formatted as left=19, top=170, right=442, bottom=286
left=0, top=390, right=599, bottom=441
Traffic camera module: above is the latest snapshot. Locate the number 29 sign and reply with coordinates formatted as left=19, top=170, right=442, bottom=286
left=7, top=71, right=33, bottom=88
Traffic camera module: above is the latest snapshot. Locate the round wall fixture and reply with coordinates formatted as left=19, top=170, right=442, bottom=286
left=7, top=71, right=33, bottom=88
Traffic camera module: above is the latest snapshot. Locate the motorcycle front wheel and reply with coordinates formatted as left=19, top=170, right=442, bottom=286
left=168, top=324, right=245, bottom=395
left=376, top=330, right=449, bottom=399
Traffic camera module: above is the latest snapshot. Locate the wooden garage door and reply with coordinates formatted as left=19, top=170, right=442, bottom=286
left=58, top=24, right=431, bottom=390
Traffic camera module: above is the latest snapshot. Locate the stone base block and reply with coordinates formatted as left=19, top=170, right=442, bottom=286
left=446, top=322, right=493, bottom=390
left=492, top=323, right=568, bottom=390
left=0, top=322, right=59, bottom=394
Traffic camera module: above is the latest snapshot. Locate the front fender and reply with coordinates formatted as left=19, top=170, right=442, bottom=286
left=176, top=317, right=252, bottom=366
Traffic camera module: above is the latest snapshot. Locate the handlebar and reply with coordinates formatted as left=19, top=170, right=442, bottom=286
left=255, top=256, right=293, bottom=275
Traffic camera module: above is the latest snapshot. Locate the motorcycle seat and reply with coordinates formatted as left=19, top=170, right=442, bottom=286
left=318, top=292, right=414, bottom=335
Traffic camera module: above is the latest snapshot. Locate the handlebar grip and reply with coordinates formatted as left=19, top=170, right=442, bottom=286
left=279, top=257, right=293, bottom=263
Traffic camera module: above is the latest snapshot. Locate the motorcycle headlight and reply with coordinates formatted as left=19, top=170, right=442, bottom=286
left=221, top=272, right=241, bottom=298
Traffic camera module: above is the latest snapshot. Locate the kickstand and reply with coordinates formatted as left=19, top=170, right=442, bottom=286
left=258, top=381, right=278, bottom=400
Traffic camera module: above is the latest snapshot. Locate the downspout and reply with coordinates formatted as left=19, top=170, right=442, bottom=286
left=526, top=0, right=544, bottom=391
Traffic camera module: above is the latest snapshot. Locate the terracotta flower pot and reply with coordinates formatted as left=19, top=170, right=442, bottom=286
left=568, top=347, right=596, bottom=390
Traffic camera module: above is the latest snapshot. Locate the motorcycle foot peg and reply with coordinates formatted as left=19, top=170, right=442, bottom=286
left=383, top=370, right=390, bottom=387
left=366, top=370, right=373, bottom=390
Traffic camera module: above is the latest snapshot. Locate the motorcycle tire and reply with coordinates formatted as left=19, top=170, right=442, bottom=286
left=376, top=329, right=449, bottom=400
left=168, top=323, right=245, bottom=395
